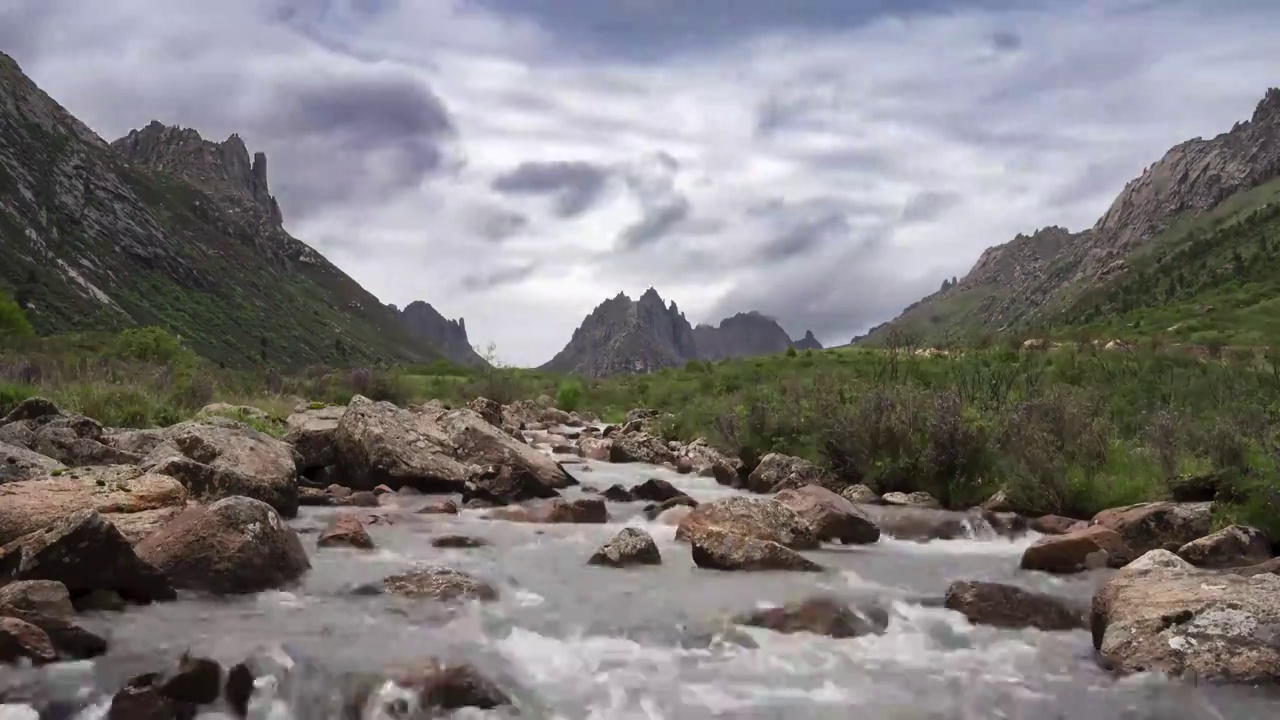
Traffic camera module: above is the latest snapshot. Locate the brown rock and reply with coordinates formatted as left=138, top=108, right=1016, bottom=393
left=487, top=498, right=608, bottom=524
left=1020, top=525, right=1133, bottom=574
left=327, top=484, right=353, bottom=499
left=0, top=465, right=188, bottom=545
left=710, top=461, right=742, bottom=488
left=465, top=463, right=562, bottom=505
left=773, top=485, right=880, bottom=544
left=675, top=496, right=819, bottom=550
left=382, top=567, right=497, bottom=601
left=0, top=509, right=175, bottom=603
left=317, top=514, right=375, bottom=549
left=746, top=453, right=833, bottom=494
left=881, top=491, right=941, bottom=509
left=334, top=396, right=471, bottom=493
left=839, top=484, right=880, bottom=504
left=136, top=496, right=310, bottom=595
left=1092, top=501, right=1214, bottom=555
left=390, top=660, right=511, bottom=710
left=601, top=484, right=634, bottom=502
left=437, top=408, right=575, bottom=490
left=372, top=484, right=394, bottom=496
left=856, top=505, right=978, bottom=541
left=1030, top=514, right=1085, bottom=535
left=944, top=580, right=1086, bottom=631
left=107, top=674, right=185, bottom=720
left=1092, top=549, right=1280, bottom=683
left=417, top=499, right=458, bottom=515
left=0, top=603, right=108, bottom=659
left=297, top=486, right=333, bottom=507
left=734, top=597, right=887, bottom=638
left=0, top=580, right=74, bottom=618
left=608, top=433, right=674, bottom=465
left=281, top=404, right=345, bottom=471
left=431, top=535, right=488, bottom=548
left=339, top=491, right=380, bottom=507
left=629, top=477, right=684, bottom=503
left=140, top=421, right=300, bottom=517
left=0, top=441, right=65, bottom=484
left=674, top=456, right=694, bottom=474
left=161, top=654, right=223, bottom=705
left=642, top=494, right=698, bottom=520
left=588, top=528, right=661, bottom=567
left=0, top=616, right=57, bottom=665
left=577, top=437, right=613, bottom=461
left=1176, top=524, right=1271, bottom=569
left=690, top=527, right=823, bottom=572
left=74, top=589, right=127, bottom=613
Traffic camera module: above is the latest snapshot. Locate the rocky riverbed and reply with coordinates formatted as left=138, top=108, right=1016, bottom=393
left=1, top=396, right=1279, bottom=718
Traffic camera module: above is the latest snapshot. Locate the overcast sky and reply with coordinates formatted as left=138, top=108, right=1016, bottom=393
left=4, top=0, right=1279, bottom=366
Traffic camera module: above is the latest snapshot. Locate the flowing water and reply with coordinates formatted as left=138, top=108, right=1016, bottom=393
left=4, top=459, right=1279, bottom=719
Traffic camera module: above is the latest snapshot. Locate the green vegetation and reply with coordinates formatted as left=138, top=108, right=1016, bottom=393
left=0, top=290, right=34, bottom=338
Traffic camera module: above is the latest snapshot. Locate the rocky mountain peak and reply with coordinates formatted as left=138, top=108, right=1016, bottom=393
left=1252, top=87, right=1280, bottom=125
left=396, top=301, right=487, bottom=368
left=794, top=330, right=824, bottom=351
left=111, top=121, right=283, bottom=226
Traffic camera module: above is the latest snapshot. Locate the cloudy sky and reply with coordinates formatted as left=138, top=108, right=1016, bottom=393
left=4, top=0, right=1279, bottom=365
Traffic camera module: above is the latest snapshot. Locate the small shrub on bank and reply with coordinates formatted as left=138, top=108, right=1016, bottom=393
left=555, top=380, right=584, bottom=412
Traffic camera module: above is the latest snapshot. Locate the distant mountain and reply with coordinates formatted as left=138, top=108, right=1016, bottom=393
left=793, top=330, right=824, bottom=351
left=542, top=288, right=820, bottom=376
left=395, top=301, right=488, bottom=367
left=862, top=88, right=1280, bottom=346
left=0, top=51, right=448, bottom=368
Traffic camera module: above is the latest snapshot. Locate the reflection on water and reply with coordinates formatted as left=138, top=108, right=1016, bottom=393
left=3, top=459, right=1277, bottom=719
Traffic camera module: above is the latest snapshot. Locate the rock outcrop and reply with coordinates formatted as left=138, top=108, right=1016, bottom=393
left=0, top=465, right=188, bottom=545
left=396, top=301, right=489, bottom=367
left=334, top=396, right=471, bottom=493
left=1091, top=501, right=1214, bottom=555
left=792, top=330, right=824, bottom=351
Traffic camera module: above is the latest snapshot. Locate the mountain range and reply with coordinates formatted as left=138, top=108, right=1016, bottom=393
left=861, top=87, right=1280, bottom=347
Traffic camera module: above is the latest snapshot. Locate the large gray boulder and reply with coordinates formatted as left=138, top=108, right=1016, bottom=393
left=1091, top=550, right=1280, bottom=683
left=0, top=441, right=64, bottom=484
left=1, top=412, right=142, bottom=467
left=773, top=485, right=880, bottom=544
left=944, top=580, right=1086, bottom=631
left=675, top=496, right=819, bottom=550
left=690, top=527, right=823, bottom=572
left=334, top=396, right=471, bottom=492
left=282, top=405, right=346, bottom=471
left=1092, top=501, right=1214, bottom=555
left=436, top=408, right=575, bottom=490
left=1176, top=524, right=1271, bottom=569
left=1021, top=525, right=1133, bottom=574
left=746, top=453, right=835, bottom=494
left=0, top=465, right=188, bottom=545
left=141, top=421, right=300, bottom=517
left=135, top=496, right=310, bottom=595
left=608, top=433, right=675, bottom=465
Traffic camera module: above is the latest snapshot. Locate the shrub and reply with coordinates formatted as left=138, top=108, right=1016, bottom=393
left=112, top=327, right=189, bottom=365
left=555, top=380, right=584, bottom=412
left=0, top=291, right=34, bottom=341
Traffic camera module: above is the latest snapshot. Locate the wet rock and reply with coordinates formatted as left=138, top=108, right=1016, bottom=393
left=980, top=489, right=1015, bottom=513
left=338, top=490, right=379, bottom=507
left=608, top=433, right=674, bottom=465
left=1230, top=557, right=1280, bottom=577
left=281, top=405, right=345, bottom=471
left=1030, top=514, right=1085, bottom=535
left=981, top=510, right=1030, bottom=538
left=882, top=491, right=941, bottom=509
left=746, top=453, right=832, bottom=494
left=317, top=514, right=375, bottom=550
left=674, top=456, right=694, bottom=474
left=840, top=484, right=880, bottom=504
left=845, top=505, right=978, bottom=542
left=690, top=527, right=823, bottom=572
left=0, top=603, right=108, bottom=659
left=1176, top=524, right=1271, bottom=568
left=734, top=597, right=887, bottom=638
left=601, top=484, right=634, bottom=502
left=382, top=567, right=497, bottom=602
left=465, top=463, right=562, bottom=505
left=588, top=528, right=661, bottom=567
left=0, top=617, right=56, bottom=665
left=1091, top=549, right=1280, bottom=682
left=0, top=442, right=64, bottom=485
left=431, top=535, right=488, bottom=548
left=417, top=499, right=458, bottom=515
left=467, top=397, right=504, bottom=428
left=136, top=497, right=310, bottom=595
left=487, top=498, right=608, bottom=524
left=141, top=422, right=300, bottom=518
left=160, top=654, right=223, bottom=706
left=654, top=505, right=694, bottom=526
left=390, top=660, right=511, bottom=711
left=326, top=484, right=352, bottom=499
left=334, top=396, right=471, bottom=493
left=710, top=461, right=743, bottom=488
left=0, top=465, right=187, bottom=545
left=372, top=484, right=394, bottom=495
left=297, top=486, right=333, bottom=507
left=0, top=509, right=175, bottom=603
left=73, top=589, right=127, bottom=613
left=773, top=485, right=880, bottom=545
left=1092, top=501, right=1214, bottom=555
left=577, top=437, right=613, bottom=461
left=438, top=410, right=576, bottom=493
left=944, top=580, right=1086, bottom=631
left=675, top=496, right=819, bottom=550
left=1020, top=525, right=1133, bottom=574
left=629, top=477, right=684, bottom=503
left=107, top=674, right=188, bottom=720
left=0, top=581, right=73, bottom=618
left=643, top=495, right=698, bottom=520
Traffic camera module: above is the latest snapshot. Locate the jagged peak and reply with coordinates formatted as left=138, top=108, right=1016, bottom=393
left=1253, top=87, right=1280, bottom=124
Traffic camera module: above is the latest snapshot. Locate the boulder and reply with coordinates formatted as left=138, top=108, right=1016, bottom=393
left=101, top=428, right=169, bottom=457
left=487, top=498, right=608, bottom=524
left=710, top=460, right=744, bottom=488
left=431, top=535, right=488, bottom=548
left=1, top=397, right=62, bottom=424
left=467, top=397, right=505, bottom=427
left=339, top=491, right=379, bottom=507
left=0, top=603, right=108, bottom=660
left=601, top=484, right=634, bottom=502
left=1176, top=525, right=1271, bottom=569
left=680, top=440, right=733, bottom=475
left=943, top=580, right=1086, bottom=631
left=654, top=505, right=694, bottom=526
left=0, top=442, right=64, bottom=484
left=417, top=499, right=458, bottom=515
left=855, top=505, right=982, bottom=541
left=840, top=484, right=880, bottom=504
left=282, top=405, right=346, bottom=471
left=1092, top=501, right=1214, bottom=555
left=675, top=496, right=819, bottom=550
left=629, top=477, right=684, bottom=503
left=317, top=514, right=375, bottom=550
left=642, top=495, right=698, bottom=520
left=881, top=491, right=941, bottom=509
left=437, top=408, right=576, bottom=491
left=141, top=421, right=300, bottom=517
left=298, top=486, right=333, bottom=507
left=578, top=438, right=614, bottom=461
left=199, top=402, right=268, bottom=421
left=1020, top=525, right=1133, bottom=574
left=334, top=396, right=471, bottom=493
left=608, top=433, right=674, bottom=465
left=588, top=528, right=662, bottom=567
left=389, top=660, right=511, bottom=711
left=773, top=485, right=880, bottom=545
left=734, top=597, right=888, bottom=638
left=0, top=581, right=74, bottom=618
left=0, top=510, right=175, bottom=603
left=382, top=567, right=497, bottom=602
left=1030, top=514, right=1085, bottom=535
left=746, top=453, right=832, bottom=494
left=161, top=654, right=224, bottom=706
left=0, top=465, right=190, bottom=545
left=464, top=463, right=562, bottom=505
left=0, top=616, right=56, bottom=665
left=1091, top=549, right=1280, bottom=682
left=135, top=497, right=310, bottom=595
left=690, top=527, right=823, bottom=572
left=1, top=410, right=144, bottom=468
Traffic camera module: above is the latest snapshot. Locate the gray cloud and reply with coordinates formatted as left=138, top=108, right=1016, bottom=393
left=757, top=213, right=849, bottom=263
left=490, top=160, right=610, bottom=217
left=900, top=191, right=961, bottom=224
left=460, top=262, right=539, bottom=292
left=476, top=208, right=529, bottom=242
left=617, top=196, right=691, bottom=249
left=991, top=30, right=1022, bottom=52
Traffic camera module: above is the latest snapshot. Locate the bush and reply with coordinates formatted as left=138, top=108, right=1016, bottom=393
left=555, top=380, right=584, bottom=412
left=0, top=291, right=34, bottom=341
left=112, top=327, right=190, bottom=365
